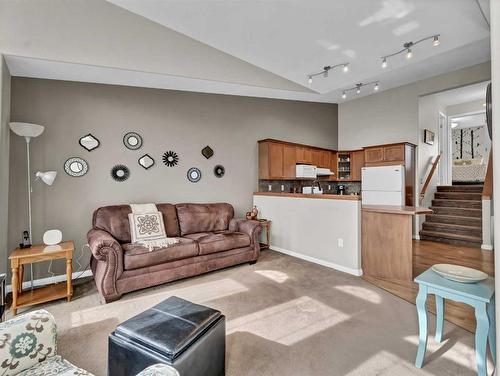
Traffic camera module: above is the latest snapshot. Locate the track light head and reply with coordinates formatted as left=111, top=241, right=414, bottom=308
left=381, top=57, right=387, bottom=68
left=433, top=35, right=440, bottom=47
left=374, top=82, right=379, bottom=91
left=406, top=48, right=413, bottom=59
left=308, top=76, right=313, bottom=84
left=356, top=84, right=361, bottom=95
left=342, top=91, right=347, bottom=99
left=343, top=64, right=349, bottom=73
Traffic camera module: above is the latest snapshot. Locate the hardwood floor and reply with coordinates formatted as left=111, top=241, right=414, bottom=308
left=363, top=239, right=494, bottom=333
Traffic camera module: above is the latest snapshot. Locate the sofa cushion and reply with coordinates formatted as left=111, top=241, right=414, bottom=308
left=19, top=355, right=93, bottom=376
left=184, top=231, right=250, bottom=255
left=123, top=238, right=198, bottom=270
left=176, top=203, right=234, bottom=236
left=93, top=204, right=180, bottom=243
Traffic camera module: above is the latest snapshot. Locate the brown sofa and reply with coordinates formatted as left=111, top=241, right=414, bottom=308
left=88, top=203, right=262, bottom=303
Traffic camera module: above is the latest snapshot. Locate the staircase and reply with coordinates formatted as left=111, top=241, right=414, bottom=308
left=419, top=184, right=483, bottom=247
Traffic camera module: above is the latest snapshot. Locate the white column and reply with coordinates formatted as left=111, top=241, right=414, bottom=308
left=491, top=0, right=500, bottom=370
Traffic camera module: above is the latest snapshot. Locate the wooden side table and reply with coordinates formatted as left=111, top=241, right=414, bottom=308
left=9, top=241, right=74, bottom=315
left=414, top=268, right=495, bottom=376
left=258, top=219, right=271, bottom=250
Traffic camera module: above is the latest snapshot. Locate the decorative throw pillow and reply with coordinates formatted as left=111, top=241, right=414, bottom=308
left=128, top=212, right=167, bottom=244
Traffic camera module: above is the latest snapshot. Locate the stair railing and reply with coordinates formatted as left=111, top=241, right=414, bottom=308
left=481, top=150, right=493, bottom=250
left=419, top=154, right=441, bottom=205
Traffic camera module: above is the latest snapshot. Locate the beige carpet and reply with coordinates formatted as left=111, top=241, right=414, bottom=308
left=8, top=251, right=493, bottom=375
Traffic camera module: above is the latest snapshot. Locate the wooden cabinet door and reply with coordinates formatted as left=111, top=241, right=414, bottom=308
left=351, top=150, right=365, bottom=181
left=365, top=147, right=384, bottom=164
left=319, top=150, right=330, bottom=168
left=384, top=145, right=405, bottom=163
left=283, top=144, right=296, bottom=178
left=296, top=147, right=312, bottom=164
left=311, top=149, right=322, bottom=167
left=329, top=152, right=338, bottom=181
left=268, top=142, right=284, bottom=178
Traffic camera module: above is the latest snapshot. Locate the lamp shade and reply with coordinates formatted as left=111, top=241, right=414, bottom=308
left=9, top=122, right=45, bottom=138
left=35, top=171, right=57, bottom=186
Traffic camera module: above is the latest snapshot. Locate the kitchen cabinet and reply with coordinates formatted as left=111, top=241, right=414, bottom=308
left=319, top=150, right=331, bottom=168
left=296, top=147, right=312, bottom=164
left=364, top=143, right=413, bottom=167
left=283, top=145, right=296, bottom=178
left=351, top=150, right=364, bottom=181
left=311, top=150, right=322, bottom=167
left=259, top=141, right=283, bottom=179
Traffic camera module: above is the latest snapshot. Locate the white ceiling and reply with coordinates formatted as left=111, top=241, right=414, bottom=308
left=2, top=0, right=492, bottom=103
left=451, top=113, right=486, bottom=129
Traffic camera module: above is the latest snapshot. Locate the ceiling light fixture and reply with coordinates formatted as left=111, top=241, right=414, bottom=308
left=306, top=62, right=350, bottom=83
left=451, top=122, right=458, bottom=129
left=341, top=82, right=379, bottom=99
left=380, top=34, right=440, bottom=68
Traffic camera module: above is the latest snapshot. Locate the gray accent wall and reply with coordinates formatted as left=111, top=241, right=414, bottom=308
left=0, top=56, right=11, bottom=275
left=9, top=77, right=338, bottom=279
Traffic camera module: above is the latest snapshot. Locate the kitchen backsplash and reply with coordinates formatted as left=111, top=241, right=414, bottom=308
left=258, top=180, right=361, bottom=195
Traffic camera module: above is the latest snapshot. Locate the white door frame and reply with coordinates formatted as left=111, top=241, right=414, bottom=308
left=438, top=111, right=449, bottom=185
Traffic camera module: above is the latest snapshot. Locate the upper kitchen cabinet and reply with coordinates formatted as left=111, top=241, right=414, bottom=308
left=351, top=150, right=365, bottom=181
left=296, top=147, right=312, bottom=164
left=364, top=142, right=416, bottom=167
left=283, top=144, right=297, bottom=179
left=259, top=141, right=284, bottom=179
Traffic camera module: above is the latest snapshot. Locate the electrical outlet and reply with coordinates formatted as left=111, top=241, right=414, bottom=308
left=268, top=185, right=272, bottom=191
left=328, top=184, right=331, bottom=190
left=337, top=238, right=344, bottom=248
left=281, top=185, right=285, bottom=191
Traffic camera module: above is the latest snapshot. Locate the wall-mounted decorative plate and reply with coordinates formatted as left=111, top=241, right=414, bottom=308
left=162, top=151, right=179, bottom=167
left=138, top=154, right=155, bottom=169
left=202, top=146, right=214, bottom=159
left=214, top=165, right=225, bottom=178
left=79, top=134, right=100, bottom=151
left=187, top=167, right=201, bottom=183
left=123, top=132, right=143, bottom=150
left=64, top=157, right=89, bottom=177
left=111, top=164, right=130, bottom=182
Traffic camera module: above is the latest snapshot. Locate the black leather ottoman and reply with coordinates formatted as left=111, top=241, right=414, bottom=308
left=108, top=296, right=225, bottom=376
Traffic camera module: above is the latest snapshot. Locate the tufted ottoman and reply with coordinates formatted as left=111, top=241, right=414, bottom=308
left=108, top=296, right=226, bottom=376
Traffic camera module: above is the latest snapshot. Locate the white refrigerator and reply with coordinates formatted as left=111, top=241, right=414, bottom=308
left=361, top=165, right=405, bottom=206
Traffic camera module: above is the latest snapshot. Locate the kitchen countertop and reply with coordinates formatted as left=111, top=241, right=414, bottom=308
left=361, top=205, right=433, bottom=215
left=253, top=192, right=361, bottom=201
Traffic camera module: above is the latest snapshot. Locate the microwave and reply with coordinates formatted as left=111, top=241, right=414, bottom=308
left=296, top=164, right=316, bottom=178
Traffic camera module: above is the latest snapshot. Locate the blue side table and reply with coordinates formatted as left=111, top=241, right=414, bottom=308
left=414, top=268, right=495, bottom=376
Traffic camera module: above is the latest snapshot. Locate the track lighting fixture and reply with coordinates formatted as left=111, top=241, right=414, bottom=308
left=340, top=82, right=379, bottom=99
left=306, top=62, right=350, bottom=83
left=380, top=34, right=440, bottom=68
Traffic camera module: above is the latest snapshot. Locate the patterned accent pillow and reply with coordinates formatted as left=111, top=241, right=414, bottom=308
left=0, top=310, right=57, bottom=376
left=128, top=212, right=167, bottom=243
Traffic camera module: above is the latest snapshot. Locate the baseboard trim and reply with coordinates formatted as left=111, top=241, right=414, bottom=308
left=5, top=270, right=93, bottom=293
left=270, top=245, right=363, bottom=277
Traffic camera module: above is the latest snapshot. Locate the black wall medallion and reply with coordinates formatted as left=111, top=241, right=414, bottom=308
left=138, top=154, right=155, bottom=170
left=79, top=134, right=100, bottom=151
left=214, top=165, right=225, bottom=178
left=187, top=167, right=201, bottom=183
left=64, top=157, right=89, bottom=177
left=111, top=164, right=130, bottom=182
left=123, top=132, right=143, bottom=150
left=162, top=151, right=179, bottom=167
left=201, top=146, right=214, bottom=159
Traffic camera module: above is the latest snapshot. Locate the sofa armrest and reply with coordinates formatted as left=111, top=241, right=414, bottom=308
left=0, top=309, right=57, bottom=374
left=136, top=364, right=180, bottom=376
left=87, top=228, right=124, bottom=302
left=229, top=219, right=262, bottom=258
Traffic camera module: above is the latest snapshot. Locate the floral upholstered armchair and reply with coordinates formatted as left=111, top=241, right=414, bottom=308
left=0, top=309, right=179, bottom=376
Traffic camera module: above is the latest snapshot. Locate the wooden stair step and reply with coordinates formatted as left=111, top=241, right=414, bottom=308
left=425, top=214, right=482, bottom=226
left=434, top=192, right=482, bottom=201
left=430, top=206, right=482, bottom=218
left=419, top=230, right=481, bottom=247
left=422, top=222, right=482, bottom=237
left=431, top=199, right=482, bottom=209
left=437, top=185, right=483, bottom=193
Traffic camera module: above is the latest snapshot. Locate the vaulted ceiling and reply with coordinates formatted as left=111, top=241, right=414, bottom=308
left=0, top=0, right=491, bottom=103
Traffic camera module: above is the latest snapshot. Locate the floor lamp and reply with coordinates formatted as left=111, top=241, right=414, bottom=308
left=9, top=122, right=46, bottom=289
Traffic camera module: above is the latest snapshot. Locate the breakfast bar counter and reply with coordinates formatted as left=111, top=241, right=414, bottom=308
left=361, top=205, right=432, bottom=282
